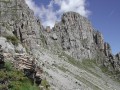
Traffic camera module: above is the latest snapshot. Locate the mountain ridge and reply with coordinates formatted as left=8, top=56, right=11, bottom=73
left=0, top=0, right=120, bottom=90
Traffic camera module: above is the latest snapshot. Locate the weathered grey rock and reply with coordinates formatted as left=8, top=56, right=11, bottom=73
left=42, top=12, right=104, bottom=60
left=104, top=42, right=112, bottom=57
left=41, top=12, right=120, bottom=76
left=93, top=31, right=104, bottom=51
left=1, top=0, right=46, bottom=55
left=1, top=0, right=120, bottom=89
left=0, top=37, right=15, bottom=54
left=46, top=26, right=51, bottom=33
left=116, top=52, right=120, bottom=60
left=51, top=33, right=57, bottom=40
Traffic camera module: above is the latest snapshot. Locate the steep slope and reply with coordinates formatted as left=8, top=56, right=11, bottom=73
left=0, top=0, right=120, bottom=90
left=33, top=12, right=120, bottom=89
left=0, top=61, right=40, bottom=90
left=34, top=48, right=120, bottom=90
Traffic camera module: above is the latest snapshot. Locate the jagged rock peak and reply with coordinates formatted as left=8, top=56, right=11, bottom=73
left=61, top=12, right=90, bottom=25
left=0, top=0, right=44, bottom=52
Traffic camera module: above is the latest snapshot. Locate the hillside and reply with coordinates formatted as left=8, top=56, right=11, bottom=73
left=0, top=0, right=120, bottom=90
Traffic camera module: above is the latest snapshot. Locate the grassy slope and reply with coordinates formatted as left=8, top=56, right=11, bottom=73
left=0, top=61, right=39, bottom=90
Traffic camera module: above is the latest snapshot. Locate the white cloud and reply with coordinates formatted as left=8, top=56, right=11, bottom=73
left=25, top=0, right=39, bottom=15
left=25, top=0, right=90, bottom=28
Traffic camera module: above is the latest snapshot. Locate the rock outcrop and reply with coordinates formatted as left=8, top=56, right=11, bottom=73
left=42, top=12, right=120, bottom=78
left=0, top=0, right=44, bottom=53
left=1, top=0, right=120, bottom=90
left=42, top=12, right=105, bottom=60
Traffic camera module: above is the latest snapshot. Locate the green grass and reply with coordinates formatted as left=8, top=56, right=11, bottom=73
left=59, top=52, right=101, bottom=78
left=59, top=52, right=96, bottom=69
left=100, top=66, right=109, bottom=74
left=57, top=66, right=68, bottom=72
left=59, top=52, right=79, bottom=66
left=82, top=59, right=95, bottom=67
left=40, top=79, right=50, bottom=90
left=100, top=65, right=120, bottom=84
left=5, top=35, right=19, bottom=45
left=0, top=0, right=10, bottom=3
left=40, top=35, right=47, bottom=48
left=0, top=61, right=40, bottom=90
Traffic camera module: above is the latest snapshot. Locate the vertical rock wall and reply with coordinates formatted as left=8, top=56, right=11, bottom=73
left=0, top=0, right=44, bottom=52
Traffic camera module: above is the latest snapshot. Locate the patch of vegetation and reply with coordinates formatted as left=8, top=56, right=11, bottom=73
left=59, top=52, right=79, bottom=66
left=5, top=35, right=19, bottom=46
left=100, top=65, right=116, bottom=77
left=82, top=59, right=97, bottom=68
left=52, top=41, right=62, bottom=54
left=100, top=66, right=109, bottom=74
left=81, top=59, right=102, bottom=78
left=57, top=66, right=68, bottom=72
left=100, top=65, right=120, bottom=83
left=59, top=52, right=101, bottom=78
left=0, top=61, right=40, bottom=90
left=24, top=45, right=29, bottom=53
left=1, top=22, right=12, bottom=31
left=40, top=35, right=48, bottom=48
left=0, top=0, right=10, bottom=3
left=40, top=79, right=50, bottom=90
left=81, top=38, right=88, bottom=48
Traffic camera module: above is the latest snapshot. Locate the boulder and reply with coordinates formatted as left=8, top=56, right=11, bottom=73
left=35, top=76, right=42, bottom=86
left=51, top=33, right=57, bottom=40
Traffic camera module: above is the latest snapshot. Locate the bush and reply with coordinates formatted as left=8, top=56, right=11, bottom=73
left=5, top=61, right=14, bottom=71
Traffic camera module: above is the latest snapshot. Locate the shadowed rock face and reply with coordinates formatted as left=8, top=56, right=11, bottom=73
left=0, top=55, right=4, bottom=69
left=0, top=46, right=4, bottom=69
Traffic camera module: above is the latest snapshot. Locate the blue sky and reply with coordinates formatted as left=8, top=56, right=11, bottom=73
left=89, top=0, right=120, bottom=54
left=26, top=0, right=120, bottom=54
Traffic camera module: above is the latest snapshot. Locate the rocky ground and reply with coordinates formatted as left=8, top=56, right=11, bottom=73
left=32, top=47, right=120, bottom=90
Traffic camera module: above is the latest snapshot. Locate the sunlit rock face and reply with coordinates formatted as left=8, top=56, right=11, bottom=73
left=1, top=0, right=120, bottom=90
left=42, top=12, right=105, bottom=60
left=0, top=0, right=44, bottom=52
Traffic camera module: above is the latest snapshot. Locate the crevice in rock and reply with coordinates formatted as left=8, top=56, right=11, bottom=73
left=21, top=23, right=24, bottom=29
left=19, top=28, right=23, bottom=43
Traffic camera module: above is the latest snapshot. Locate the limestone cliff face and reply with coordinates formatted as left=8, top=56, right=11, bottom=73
left=43, top=12, right=105, bottom=60
left=42, top=12, right=120, bottom=74
left=0, top=0, right=108, bottom=60
left=1, top=0, right=120, bottom=73
left=0, top=0, right=44, bottom=52
left=1, top=0, right=120, bottom=89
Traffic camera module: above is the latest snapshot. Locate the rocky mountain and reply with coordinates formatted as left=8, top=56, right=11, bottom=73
left=0, top=0, right=120, bottom=90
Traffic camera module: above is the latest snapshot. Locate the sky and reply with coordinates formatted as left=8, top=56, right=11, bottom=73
left=25, top=0, right=120, bottom=54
